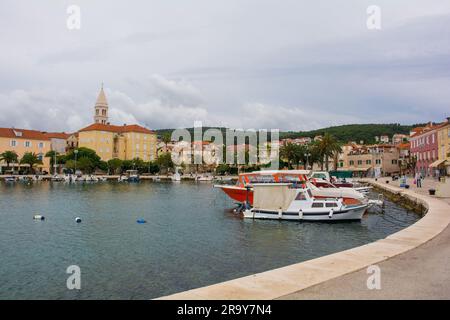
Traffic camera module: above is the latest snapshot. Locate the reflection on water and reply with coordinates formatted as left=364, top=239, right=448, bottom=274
left=0, top=181, right=421, bottom=299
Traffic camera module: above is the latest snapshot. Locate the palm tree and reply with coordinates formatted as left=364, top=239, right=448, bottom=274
left=0, top=151, right=19, bottom=170
left=45, top=150, right=59, bottom=174
left=20, top=152, right=43, bottom=174
left=280, top=143, right=302, bottom=169
left=317, top=133, right=342, bottom=171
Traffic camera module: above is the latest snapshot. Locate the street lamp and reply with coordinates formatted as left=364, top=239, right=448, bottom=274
left=304, top=153, right=311, bottom=170
left=74, top=149, right=79, bottom=173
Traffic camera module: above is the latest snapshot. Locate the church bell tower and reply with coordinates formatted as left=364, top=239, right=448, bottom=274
left=94, top=84, right=109, bottom=124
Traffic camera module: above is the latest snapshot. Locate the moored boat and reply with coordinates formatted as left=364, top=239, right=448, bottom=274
left=243, top=183, right=368, bottom=221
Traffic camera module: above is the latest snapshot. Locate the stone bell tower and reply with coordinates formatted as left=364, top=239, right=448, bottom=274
left=94, top=84, right=109, bottom=124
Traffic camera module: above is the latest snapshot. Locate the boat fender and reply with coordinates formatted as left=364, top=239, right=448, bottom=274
left=75, top=217, right=82, bottom=223
left=329, top=208, right=334, bottom=219
left=278, top=208, right=282, bottom=219
left=33, top=215, right=45, bottom=220
left=298, top=209, right=303, bottom=219
left=137, top=219, right=147, bottom=224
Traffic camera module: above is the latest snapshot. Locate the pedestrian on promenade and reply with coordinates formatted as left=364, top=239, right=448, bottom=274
left=416, top=172, right=422, bottom=188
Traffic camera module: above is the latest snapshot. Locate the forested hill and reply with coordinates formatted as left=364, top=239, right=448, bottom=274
left=155, top=123, right=424, bottom=144
left=280, top=123, right=417, bottom=144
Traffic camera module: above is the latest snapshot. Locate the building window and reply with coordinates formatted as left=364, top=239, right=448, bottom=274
left=25, top=141, right=31, bottom=147
left=375, top=159, right=381, bottom=165
left=39, top=142, right=44, bottom=148
left=392, top=160, right=398, bottom=165
left=357, top=160, right=362, bottom=165
left=349, top=160, right=354, bottom=166
left=366, top=160, right=371, bottom=165
left=10, top=140, right=17, bottom=147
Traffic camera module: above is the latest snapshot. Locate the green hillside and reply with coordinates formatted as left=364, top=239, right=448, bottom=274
left=155, top=123, right=424, bottom=144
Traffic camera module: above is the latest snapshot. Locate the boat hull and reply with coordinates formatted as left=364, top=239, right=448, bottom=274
left=243, top=205, right=367, bottom=221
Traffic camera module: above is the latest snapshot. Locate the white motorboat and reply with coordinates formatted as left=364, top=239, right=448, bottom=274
left=243, top=183, right=369, bottom=221
left=51, top=174, right=64, bottom=182
left=171, top=167, right=181, bottom=182
left=85, top=175, right=99, bottom=182
left=4, top=176, right=16, bottom=182
left=196, top=174, right=214, bottom=182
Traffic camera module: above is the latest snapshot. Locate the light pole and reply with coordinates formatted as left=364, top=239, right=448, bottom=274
left=74, top=149, right=79, bottom=173
left=54, top=152, right=57, bottom=175
left=305, top=153, right=311, bottom=170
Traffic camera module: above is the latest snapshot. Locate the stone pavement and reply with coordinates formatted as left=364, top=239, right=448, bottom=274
left=281, top=178, right=450, bottom=300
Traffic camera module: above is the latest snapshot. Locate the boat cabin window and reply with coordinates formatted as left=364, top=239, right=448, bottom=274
left=325, top=203, right=338, bottom=208
left=295, top=192, right=307, bottom=201
left=311, top=203, right=324, bottom=208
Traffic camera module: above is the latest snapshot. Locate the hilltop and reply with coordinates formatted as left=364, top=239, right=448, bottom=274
left=155, top=123, right=426, bottom=144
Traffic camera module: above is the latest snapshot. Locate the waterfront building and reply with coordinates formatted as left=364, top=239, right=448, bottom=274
left=66, top=132, right=79, bottom=151
left=409, top=123, right=440, bottom=177
left=0, top=127, right=51, bottom=173
left=78, top=87, right=157, bottom=162
left=339, top=144, right=400, bottom=177
left=435, top=118, right=450, bottom=176
left=78, top=123, right=157, bottom=162
left=42, top=132, right=71, bottom=154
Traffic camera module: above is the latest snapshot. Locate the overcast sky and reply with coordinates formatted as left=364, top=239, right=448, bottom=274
left=0, top=0, right=449, bottom=132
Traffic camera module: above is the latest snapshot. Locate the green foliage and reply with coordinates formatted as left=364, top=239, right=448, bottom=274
left=281, top=123, right=413, bottom=144
left=107, top=158, right=123, bottom=174
left=20, top=152, right=43, bottom=173
left=76, top=157, right=95, bottom=173
left=0, top=150, right=19, bottom=168
left=157, top=152, right=174, bottom=172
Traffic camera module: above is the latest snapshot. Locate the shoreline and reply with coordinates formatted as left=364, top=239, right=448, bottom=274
left=157, top=179, right=450, bottom=299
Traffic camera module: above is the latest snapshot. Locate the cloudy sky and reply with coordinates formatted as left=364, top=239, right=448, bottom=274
left=0, top=0, right=449, bottom=132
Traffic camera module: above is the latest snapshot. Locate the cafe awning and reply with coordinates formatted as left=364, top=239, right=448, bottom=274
left=429, top=159, right=447, bottom=168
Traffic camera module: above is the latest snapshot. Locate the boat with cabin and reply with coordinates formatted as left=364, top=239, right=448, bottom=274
left=243, top=183, right=369, bottom=221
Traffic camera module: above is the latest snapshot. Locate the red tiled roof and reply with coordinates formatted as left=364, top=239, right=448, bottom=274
left=0, top=127, right=50, bottom=140
left=42, top=132, right=71, bottom=139
left=79, top=123, right=155, bottom=134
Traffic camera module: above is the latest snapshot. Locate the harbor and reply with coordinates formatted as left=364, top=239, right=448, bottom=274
left=0, top=179, right=422, bottom=299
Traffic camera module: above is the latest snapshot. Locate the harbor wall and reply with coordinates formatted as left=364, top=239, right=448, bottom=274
left=157, top=179, right=450, bottom=300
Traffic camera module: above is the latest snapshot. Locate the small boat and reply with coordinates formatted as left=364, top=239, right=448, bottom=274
left=127, top=170, right=140, bottom=182
left=51, top=174, right=64, bottom=182
left=171, top=167, right=181, bottom=182
left=4, top=176, right=16, bottom=182
left=118, top=170, right=140, bottom=182
left=196, top=174, right=214, bottom=182
left=243, top=183, right=369, bottom=221
left=85, top=175, right=99, bottom=182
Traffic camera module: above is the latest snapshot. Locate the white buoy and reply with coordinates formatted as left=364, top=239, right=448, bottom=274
left=75, top=217, right=82, bottom=223
left=33, top=215, right=45, bottom=220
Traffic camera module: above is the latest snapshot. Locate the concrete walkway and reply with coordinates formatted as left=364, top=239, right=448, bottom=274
left=282, top=178, right=450, bottom=300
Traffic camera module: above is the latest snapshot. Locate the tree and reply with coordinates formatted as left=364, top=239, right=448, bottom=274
left=157, top=152, right=174, bottom=174
left=20, top=152, right=43, bottom=173
left=45, top=150, right=60, bottom=174
left=107, top=158, right=123, bottom=175
left=280, top=143, right=304, bottom=169
left=317, top=133, right=342, bottom=171
left=0, top=151, right=19, bottom=169
left=76, top=157, right=95, bottom=173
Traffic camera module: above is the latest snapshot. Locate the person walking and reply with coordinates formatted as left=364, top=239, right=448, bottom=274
left=416, top=172, right=422, bottom=188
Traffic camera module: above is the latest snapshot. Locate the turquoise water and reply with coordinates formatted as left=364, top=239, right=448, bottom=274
left=0, top=181, right=420, bottom=299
